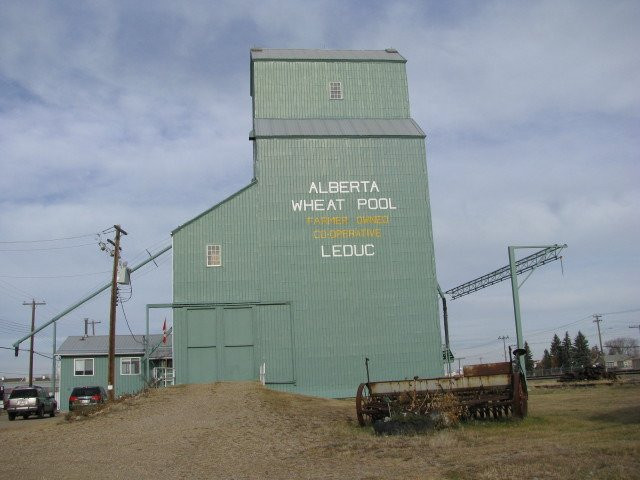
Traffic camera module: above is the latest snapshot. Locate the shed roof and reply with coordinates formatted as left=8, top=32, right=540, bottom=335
left=56, top=335, right=172, bottom=359
left=250, top=48, right=406, bottom=62
left=251, top=118, right=425, bottom=138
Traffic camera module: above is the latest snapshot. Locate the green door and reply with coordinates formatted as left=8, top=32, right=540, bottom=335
left=186, top=309, right=218, bottom=383
left=222, top=307, right=254, bottom=380
left=187, top=347, right=218, bottom=384
left=185, top=306, right=255, bottom=382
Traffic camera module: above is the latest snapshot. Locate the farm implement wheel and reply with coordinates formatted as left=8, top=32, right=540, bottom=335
left=356, top=383, right=372, bottom=426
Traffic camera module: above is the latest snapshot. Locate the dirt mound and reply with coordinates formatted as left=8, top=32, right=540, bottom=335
left=4, top=382, right=360, bottom=479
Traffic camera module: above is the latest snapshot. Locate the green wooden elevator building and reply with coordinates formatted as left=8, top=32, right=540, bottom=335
left=171, top=48, right=442, bottom=397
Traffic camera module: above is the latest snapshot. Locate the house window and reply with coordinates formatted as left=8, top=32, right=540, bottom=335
left=121, top=357, right=141, bottom=375
left=329, top=81, right=343, bottom=100
left=207, top=244, right=222, bottom=267
left=74, top=358, right=94, bottom=376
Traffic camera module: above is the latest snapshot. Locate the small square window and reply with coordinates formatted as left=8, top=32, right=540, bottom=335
left=74, top=358, right=94, bottom=376
left=330, top=81, right=343, bottom=100
left=207, top=244, right=222, bottom=267
left=121, top=357, right=141, bottom=375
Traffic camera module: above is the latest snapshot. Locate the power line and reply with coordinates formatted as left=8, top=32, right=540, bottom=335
left=0, top=317, right=30, bottom=329
left=0, top=323, right=30, bottom=333
left=0, top=280, right=57, bottom=317
left=127, top=237, right=172, bottom=265
left=0, top=242, right=96, bottom=252
left=0, top=227, right=115, bottom=244
left=525, top=315, right=594, bottom=337
left=0, top=234, right=95, bottom=244
left=0, top=286, right=25, bottom=302
left=599, top=308, right=640, bottom=316
left=119, top=295, right=143, bottom=345
left=0, top=270, right=111, bottom=279
left=451, top=308, right=640, bottom=354
left=0, top=345, right=52, bottom=359
left=0, top=279, right=38, bottom=300
left=453, top=314, right=592, bottom=352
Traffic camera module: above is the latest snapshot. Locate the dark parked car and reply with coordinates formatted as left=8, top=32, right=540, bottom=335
left=5, top=386, right=57, bottom=420
left=68, top=386, right=108, bottom=411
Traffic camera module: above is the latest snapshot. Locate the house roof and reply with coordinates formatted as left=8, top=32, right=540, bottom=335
left=250, top=48, right=406, bottom=62
left=251, top=118, right=425, bottom=139
left=56, top=335, right=172, bottom=359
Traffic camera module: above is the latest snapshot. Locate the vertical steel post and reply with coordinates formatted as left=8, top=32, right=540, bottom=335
left=508, top=247, right=525, bottom=377
left=437, top=286, right=450, bottom=376
left=52, top=321, right=56, bottom=402
left=145, top=304, right=150, bottom=384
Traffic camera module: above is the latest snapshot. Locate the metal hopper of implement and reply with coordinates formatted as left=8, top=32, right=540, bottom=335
left=355, top=350, right=528, bottom=426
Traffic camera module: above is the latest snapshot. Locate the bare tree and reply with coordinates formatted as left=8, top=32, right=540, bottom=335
left=604, top=337, right=639, bottom=356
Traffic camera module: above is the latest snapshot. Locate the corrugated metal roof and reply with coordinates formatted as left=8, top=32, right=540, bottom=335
left=250, top=48, right=406, bottom=62
left=56, top=335, right=172, bottom=359
left=251, top=118, right=425, bottom=138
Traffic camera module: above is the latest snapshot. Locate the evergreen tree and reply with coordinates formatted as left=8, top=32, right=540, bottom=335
left=550, top=334, right=562, bottom=367
left=573, top=331, right=591, bottom=367
left=560, top=331, right=573, bottom=367
left=540, top=349, right=552, bottom=369
left=524, top=341, right=534, bottom=372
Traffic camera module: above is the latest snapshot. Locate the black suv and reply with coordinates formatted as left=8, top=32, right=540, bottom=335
left=5, top=386, right=57, bottom=420
left=68, top=386, right=108, bottom=411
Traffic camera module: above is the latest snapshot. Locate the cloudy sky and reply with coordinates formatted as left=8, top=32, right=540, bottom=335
left=1, top=0, right=638, bottom=378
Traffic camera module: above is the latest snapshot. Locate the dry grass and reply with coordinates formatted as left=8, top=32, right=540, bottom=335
left=3, top=381, right=639, bottom=479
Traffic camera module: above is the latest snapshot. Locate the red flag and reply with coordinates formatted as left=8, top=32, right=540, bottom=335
left=162, top=318, right=167, bottom=344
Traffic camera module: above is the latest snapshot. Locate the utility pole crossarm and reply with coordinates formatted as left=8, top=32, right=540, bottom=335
left=445, top=244, right=567, bottom=300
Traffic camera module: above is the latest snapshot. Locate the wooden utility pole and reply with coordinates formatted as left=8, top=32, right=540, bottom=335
left=107, top=225, right=127, bottom=401
left=593, top=314, right=605, bottom=368
left=23, top=299, right=46, bottom=386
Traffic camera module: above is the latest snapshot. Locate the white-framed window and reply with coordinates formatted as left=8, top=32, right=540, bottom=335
left=121, top=357, right=141, bottom=375
left=74, top=358, right=94, bottom=376
left=329, top=81, right=343, bottom=100
left=207, top=244, right=222, bottom=267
